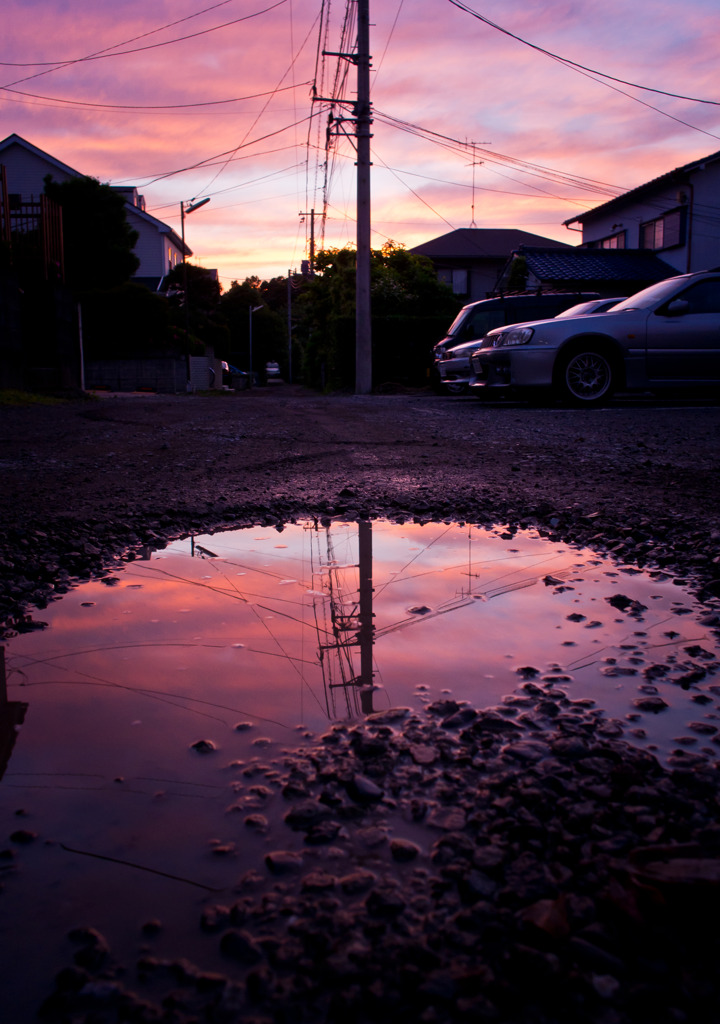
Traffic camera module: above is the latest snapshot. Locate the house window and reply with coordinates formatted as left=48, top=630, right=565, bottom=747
left=437, top=268, right=468, bottom=294
left=601, top=232, right=625, bottom=249
left=641, top=208, right=684, bottom=251
left=452, top=269, right=468, bottom=295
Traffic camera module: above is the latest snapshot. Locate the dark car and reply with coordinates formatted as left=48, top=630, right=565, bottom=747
left=469, top=270, right=720, bottom=405
left=222, top=362, right=251, bottom=389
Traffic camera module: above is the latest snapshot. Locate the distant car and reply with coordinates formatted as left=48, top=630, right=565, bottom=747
left=437, top=297, right=625, bottom=395
left=222, top=362, right=251, bottom=389
left=265, top=361, right=282, bottom=384
left=469, top=270, right=720, bottom=405
left=432, top=291, right=603, bottom=394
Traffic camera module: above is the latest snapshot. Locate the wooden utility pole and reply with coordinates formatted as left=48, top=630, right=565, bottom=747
left=299, top=209, right=316, bottom=276
left=355, top=0, right=372, bottom=395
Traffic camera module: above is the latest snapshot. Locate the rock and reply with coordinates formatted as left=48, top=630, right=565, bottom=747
left=264, top=850, right=303, bottom=874
left=346, top=774, right=384, bottom=804
left=390, top=839, right=421, bottom=863
left=633, top=696, right=670, bottom=712
left=190, top=739, right=217, bottom=753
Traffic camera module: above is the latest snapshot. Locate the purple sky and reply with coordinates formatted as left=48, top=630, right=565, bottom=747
left=2, top=0, right=718, bottom=286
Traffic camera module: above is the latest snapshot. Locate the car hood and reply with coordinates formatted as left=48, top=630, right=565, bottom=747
left=481, top=308, right=636, bottom=345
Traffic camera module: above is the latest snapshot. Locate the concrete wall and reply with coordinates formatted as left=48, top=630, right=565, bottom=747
left=86, top=356, right=187, bottom=393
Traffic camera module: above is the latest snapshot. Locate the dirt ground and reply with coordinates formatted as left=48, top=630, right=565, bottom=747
left=1, top=387, right=720, bottom=628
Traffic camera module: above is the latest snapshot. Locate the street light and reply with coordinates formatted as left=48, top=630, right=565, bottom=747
left=248, top=304, right=262, bottom=384
left=180, top=197, right=211, bottom=261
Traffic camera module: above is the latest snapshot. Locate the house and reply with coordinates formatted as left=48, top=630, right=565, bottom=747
left=495, top=245, right=676, bottom=297
left=564, top=149, right=720, bottom=274
left=0, top=134, right=189, bottom=287
left=409, top=228, right=573, bottom=301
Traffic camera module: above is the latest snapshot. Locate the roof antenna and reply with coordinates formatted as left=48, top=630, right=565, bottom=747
left=467, top=142, right=483, bottom=228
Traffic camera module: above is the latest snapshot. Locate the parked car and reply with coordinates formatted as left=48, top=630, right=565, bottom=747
left=265, top=361, right=282, bottom=384
left=469, top=270, right=720, bottom=405
left=437, top=295, right=624, bottom=395
left=432, top=292, right=603, bottom=394
left=222, top=362, right=252, bottom=390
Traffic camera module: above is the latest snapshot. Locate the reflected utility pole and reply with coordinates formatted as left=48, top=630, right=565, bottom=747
left=357, top=520, right=375, bottom=712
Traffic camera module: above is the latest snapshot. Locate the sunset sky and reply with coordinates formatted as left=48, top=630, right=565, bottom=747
left=2, top=0, right=718, bottom=288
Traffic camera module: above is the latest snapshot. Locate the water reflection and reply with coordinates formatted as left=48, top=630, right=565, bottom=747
left=4, top=518, right=718, bottom=773
left=0, top=647, right=28, bottom=782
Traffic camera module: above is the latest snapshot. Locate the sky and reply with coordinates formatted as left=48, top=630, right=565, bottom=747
left=2, top=0, right=719, bottom=289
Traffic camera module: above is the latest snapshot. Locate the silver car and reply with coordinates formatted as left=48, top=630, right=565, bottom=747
left=470, top=271, right=720, bottom=405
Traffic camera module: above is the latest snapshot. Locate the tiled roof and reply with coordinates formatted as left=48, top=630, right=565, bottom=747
left=517, top=246, right=676, bottom=284
left=564, top=148, right=720, bottom=226
left=410, top=228, right=572, bottom=259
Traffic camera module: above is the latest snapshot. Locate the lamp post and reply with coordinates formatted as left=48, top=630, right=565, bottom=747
left=179, top=197, right=210, bottom=386
left=248, top=304, right=262, bottom=384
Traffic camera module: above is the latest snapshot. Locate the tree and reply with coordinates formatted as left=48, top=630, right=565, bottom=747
left=296, top=242, right=460, bottom=390
left=220, top=277, right=287, bottom=379
left=43, top=174, right=139, bottom=292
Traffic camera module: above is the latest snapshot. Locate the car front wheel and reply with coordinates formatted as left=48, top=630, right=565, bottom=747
left=443, top=381, right=469, bottom=396
left=557, top=348, right=614, bottom=405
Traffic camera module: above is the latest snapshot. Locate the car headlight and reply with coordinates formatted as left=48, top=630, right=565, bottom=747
left=493, top=327, right=534, bottom=348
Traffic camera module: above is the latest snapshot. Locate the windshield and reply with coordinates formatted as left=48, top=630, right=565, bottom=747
left=610, top=277, right=691, bottom=312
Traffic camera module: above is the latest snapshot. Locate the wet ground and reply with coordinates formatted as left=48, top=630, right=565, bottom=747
left=2, top=389, right=720, bottom=1022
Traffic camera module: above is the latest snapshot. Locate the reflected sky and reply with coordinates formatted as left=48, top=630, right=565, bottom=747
left=4, top=518, right=720, bottom=777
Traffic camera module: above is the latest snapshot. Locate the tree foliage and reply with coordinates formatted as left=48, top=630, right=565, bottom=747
left=43, top=174, right=139, bottom=291
left=220, top=276, right=288, bottom=379
left=296, top=242, right=460, bottom=390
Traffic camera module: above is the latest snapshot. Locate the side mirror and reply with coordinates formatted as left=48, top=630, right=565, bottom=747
left=665, top=299, right=690, bottom=316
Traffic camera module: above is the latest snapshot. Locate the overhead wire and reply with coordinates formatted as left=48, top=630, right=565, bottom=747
left=1, top=1, right=288, bottom=91
left=191, top=6, right=321, bottom=202
left=446, top=0, right=720, bottom=107
left=0, top=0, right=240, bottom=68
left=0, top=80, right=312, bottom=113
left=446, top=0, right=720, bottom=143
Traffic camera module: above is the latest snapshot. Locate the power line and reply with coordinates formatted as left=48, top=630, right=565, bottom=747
left=0, top=80, right=312, bottom=113
left=1, top=0, right=288, bottom=91
left=128, top=115, right=315, bottom=188
left=192, top=6, right=321, bottom=199
left=374, top=110, right=627, bottom=198
left=0, top=0, right=239, bottom=67
left=446, top=0, right=720, bottom=107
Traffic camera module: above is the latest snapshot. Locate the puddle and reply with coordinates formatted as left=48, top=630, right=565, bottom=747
left=2, top=518, right=720, bottom=1017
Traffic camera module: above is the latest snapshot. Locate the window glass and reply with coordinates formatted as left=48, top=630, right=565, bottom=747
left=675, top=279, right=720, bottom=314
left=467, top=309, right=504, bottom=337
left=641, top=208, right=684, bottom=250
left=452, top=269, right=468, bottom=295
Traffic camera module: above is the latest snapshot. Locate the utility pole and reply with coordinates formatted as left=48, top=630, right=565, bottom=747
left=355, top=0, right=372, bottom=395
left=316, top=1, right=372, bottom=393
left=299, top=209, right=316, bottom=276
left=287, top=269, right=293, bottom=384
